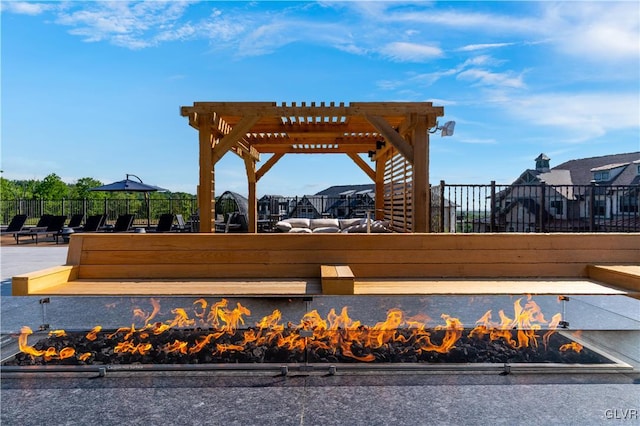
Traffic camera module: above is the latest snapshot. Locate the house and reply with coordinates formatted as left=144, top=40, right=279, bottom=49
left=288, top=195, right=326, bottom=219
left=429, top=185, right=459, bottom=233
left=255, top=185, right=376, bottom=220
left=257, top=194, right=292, bottom=220
left=496, top=152, right=640, bottom=232
left=318, top=185, right=376, bottom=218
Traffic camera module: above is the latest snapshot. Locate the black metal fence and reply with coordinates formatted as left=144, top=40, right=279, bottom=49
left=1, top=198, right=199, bottom=227
left=2, top=182, right=638, bottom=232
left=435, top=181, right=639, bottom=233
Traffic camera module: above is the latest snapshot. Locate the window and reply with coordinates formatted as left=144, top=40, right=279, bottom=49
left=594, top=171, right=610, bottom=181
left=550, top=200, right=564, bottom=215
left=620, top=196, right=639, bottom=213
left=593, top=199, right=606, bottom=216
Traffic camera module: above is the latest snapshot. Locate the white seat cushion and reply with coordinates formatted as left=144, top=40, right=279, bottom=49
left=312, top=226, right=340, bottom=233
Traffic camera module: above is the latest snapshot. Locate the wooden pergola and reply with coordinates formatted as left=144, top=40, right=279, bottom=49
left=180, top=101, right=444, bottom=233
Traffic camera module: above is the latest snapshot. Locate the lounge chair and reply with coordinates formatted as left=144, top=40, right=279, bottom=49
left=28, top=214, right=54, bottom=231
left=1, top=214, right=28, bottom=234
left=67, top=213, right=85, bottom=230
left=76, top=214, right=106, bottom=232
left=15, top=215, right=67, bottom=244
left=149, top=213, right=175, bottom=233
left=173, top=214, right=191, bottom=232
left=107, top=214, right=135, bottom=232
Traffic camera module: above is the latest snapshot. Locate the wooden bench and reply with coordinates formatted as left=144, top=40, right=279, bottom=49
left=12, top=233, right=640, bottom=298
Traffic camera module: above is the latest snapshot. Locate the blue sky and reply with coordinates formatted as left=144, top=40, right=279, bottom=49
left=1, top=1, right=638, bottom=196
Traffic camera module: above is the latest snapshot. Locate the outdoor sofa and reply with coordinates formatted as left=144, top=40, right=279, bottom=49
left=275, top=217, right=392, bottom=233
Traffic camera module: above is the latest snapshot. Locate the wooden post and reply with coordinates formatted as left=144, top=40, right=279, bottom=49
left=375, top=156, right=385, bottom=220
left=245, top=157, right=257, bottom=233
left=412, top=114, right=430, bottom=232
left=198, top=114, right=215, bottom=233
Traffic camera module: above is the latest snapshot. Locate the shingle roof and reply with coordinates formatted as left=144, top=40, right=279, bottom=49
left=552, top=152, right=640, bottom=185
left=536, top=169, right=573, bottom=186
left=315, top=184, right=375, bottom=196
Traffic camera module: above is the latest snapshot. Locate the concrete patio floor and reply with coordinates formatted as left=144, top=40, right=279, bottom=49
left=1, top=243, right=638, bottom=425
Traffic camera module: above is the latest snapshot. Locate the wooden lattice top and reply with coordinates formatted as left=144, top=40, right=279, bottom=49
left=180, top=101, right=444, bottom=155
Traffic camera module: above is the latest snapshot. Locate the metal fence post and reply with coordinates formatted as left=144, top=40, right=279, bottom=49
left=589, top=183, right=595, bottom=232
left=490, top=181, right=496, bottom=232
left=540, top=183, right=546, bottom=233
left=439, top=180, right=445, bottom=233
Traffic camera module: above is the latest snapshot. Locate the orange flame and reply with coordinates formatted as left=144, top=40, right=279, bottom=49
left=86, top=326, right=102, bottom=341
left=559, top=342, right=583, bottom=353
left=162, top=339, right=189, bottom=354
left=468, top=297, right=557, bottom=350
left=19, top=326, right=77, bottom=361
left=16, top=296, right=580, bottom=364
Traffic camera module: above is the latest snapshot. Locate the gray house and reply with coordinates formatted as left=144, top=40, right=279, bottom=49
left=496, top=152, right=639, bottom=232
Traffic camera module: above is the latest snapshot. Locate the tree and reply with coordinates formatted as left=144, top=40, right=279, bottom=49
left=33, top=173, right=68, bottom=200
left=0, top=177, right=20, bottom=199
left=11, top=179, right=38, bottom=198
left=69, top=177, right=105, bottom=199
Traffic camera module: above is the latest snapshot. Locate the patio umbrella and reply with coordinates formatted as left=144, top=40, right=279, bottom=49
left=90, top=174, right=168, bottom=227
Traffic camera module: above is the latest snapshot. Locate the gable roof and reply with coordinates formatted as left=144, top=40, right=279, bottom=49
left=290, top=195, right=324, bottom=216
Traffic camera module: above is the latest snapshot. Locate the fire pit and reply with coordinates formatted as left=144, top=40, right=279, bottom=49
left=2, top=296, right=631, bottom=374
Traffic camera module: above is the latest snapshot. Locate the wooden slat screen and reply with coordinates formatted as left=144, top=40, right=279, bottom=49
left=384, top=148, right=413, bottom=232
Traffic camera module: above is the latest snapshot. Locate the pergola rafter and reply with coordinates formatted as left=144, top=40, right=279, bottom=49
left=180, top=101, right=444, bottom=233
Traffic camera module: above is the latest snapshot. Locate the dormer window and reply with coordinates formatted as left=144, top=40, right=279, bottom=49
left=594, top=171, right=610, bottom=181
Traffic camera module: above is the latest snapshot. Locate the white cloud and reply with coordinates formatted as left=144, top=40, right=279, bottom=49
left=459, top=138, right=498, bottom=145
left=505, top=92, right=640, bottom=142
left=379, top=42, right=443, bottom=62
left=461, top=55, right=505, bottom=67
left=52, top=1, right=195, bottom=49
left=358, top=2, right=639, bottom=64
left=1, top=1, right=53, bottom=15
left=381, top=54, right=518, bottom=91
left=541, top=2, right=640, bottom=63
left=457, top=69, right=525, bottom=89
left=457, top=42, right=516, bottom=52
left=373, top=7, right=540, bottom=34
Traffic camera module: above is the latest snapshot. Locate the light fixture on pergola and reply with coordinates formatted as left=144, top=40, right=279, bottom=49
left=180, top=101, right=449, bottom=233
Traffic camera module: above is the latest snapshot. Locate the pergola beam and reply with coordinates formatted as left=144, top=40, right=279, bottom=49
left=183, top=101, right=443, bottom=117
left=254, top=145, right=377, bottom=154
left=347, top=153, right=376, bottom=181
left=364, top=115, right=414, bottom=163
left=211, top=114, right=262, bottom=165
left=256, top=153, right=284, bottom=182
